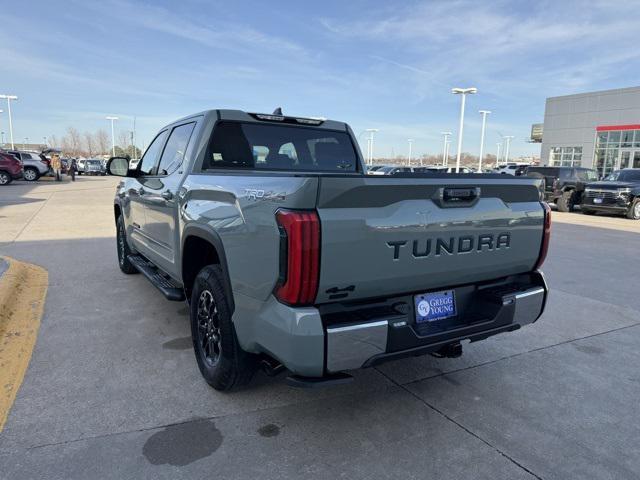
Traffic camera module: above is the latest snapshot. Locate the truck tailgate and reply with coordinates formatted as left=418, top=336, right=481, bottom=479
left=315, top=175, right=544, bottom=303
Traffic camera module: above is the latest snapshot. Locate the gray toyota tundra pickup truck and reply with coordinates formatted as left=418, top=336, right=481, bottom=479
left=107, top=109, right=550, bottom=391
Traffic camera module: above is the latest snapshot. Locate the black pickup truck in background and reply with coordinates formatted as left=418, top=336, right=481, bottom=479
left=581, top=168, right=640, bottom=220
left=526, top=166, right=598, bottom=212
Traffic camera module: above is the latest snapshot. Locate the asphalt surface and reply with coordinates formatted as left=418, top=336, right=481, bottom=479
left=1, top=176, right=640, bottom=479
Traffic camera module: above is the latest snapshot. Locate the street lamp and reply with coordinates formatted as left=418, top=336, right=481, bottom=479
left=451, top=87, right=477, bottom=172
left=23, top=137, right=29, bottom=149
left=365, top=128, right=379, bottom=165
left=407, top=139, right=414, bottom=166
left=0, top=95, right=18, bottom=149
left=106, top=116, right=119, bottom=157
left=478, top=110, right=491, bottom=172
left=441, top=132, right=452, bottom=166
left=503, top=135, right=514, bottom=164
left=496, top=143, right=502, bottom=168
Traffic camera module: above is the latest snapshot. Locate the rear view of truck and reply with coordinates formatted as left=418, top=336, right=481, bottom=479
left=271, top=173, right=550, bottom=378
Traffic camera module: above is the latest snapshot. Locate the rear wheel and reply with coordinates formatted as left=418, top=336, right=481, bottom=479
left=116, top=215, right=138, bottom=274
left=0, top=171, right=12, bottom=185
left=23, top=167, right=40, bottom=182
left=556, top=190, right=575, bottom=212
left=190, top=265, right=256, bottom=391
left=626, top=198, right=640, bottom=220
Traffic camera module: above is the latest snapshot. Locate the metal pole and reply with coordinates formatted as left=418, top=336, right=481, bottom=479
left=503, top=136, right=514, bottom=164
left=408, top=139, right=413, bottom=166
left=369, top=131, right=374, bottom=164
left=455, top=93, right=467, bottom=173
left=496, top=143, right=502, bottom=167
left=478, top=110, right=491, bottom=172
left=111, top=119, right=115, bottom=157
left=7, top=98, right=14, bottom=149
left=444, top=140, right=450, bottom=166
left=441, top=132, right=451, bottom=165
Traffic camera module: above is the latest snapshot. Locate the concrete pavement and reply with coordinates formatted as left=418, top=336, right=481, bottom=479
left=0, top=176, right=639, bottom=479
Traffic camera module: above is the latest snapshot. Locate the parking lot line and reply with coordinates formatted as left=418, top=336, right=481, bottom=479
left=0, top=256, right=48, bottom=432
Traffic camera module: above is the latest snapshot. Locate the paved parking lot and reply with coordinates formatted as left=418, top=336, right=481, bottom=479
left=1, top=176, right=639, bottom=479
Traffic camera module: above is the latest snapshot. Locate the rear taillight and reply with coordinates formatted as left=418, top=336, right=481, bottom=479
left=274, top=209, right=320, bottom=306
left=534, top=202, right=551, bottom=270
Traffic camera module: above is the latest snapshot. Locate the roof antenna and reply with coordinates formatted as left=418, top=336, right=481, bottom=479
left=273, top=107, right=283, bottom=115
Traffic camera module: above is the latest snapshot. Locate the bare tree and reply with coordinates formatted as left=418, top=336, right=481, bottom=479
left=64, top=127, right=82, bottom=157
left=95, top=129, right=109, bottom=155
left=48, top=134, right=59, bottom=149
left=118, top=130, right=130, bottom=150
left=83, top=132, right=95, bottom=158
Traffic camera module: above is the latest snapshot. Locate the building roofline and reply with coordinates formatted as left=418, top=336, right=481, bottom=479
left=547, top=85, right=640, bottom=102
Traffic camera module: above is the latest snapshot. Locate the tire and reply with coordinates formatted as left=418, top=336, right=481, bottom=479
left=190, top=265, right=256, bottom=391
left=23, top=167, right=39, bottom=182
left=0, top=171, right=12, bottom=185
left=626, top=198, right=640, bottom=220
left=582, top=208, right=596, bottom=215
left=116, top=215, right=138, bottom=274
left=556, top=190, right=575, bottom=212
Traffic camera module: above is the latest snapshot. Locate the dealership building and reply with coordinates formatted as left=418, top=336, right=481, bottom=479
left=540, top=86, right=640, bottom=177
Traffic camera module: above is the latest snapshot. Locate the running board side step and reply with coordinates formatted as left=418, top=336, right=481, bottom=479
left=127, top=254, right=185, bottom=301
left=285, top=372, right=353, bottom=388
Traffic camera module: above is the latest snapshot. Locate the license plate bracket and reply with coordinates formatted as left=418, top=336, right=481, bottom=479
left=415, top=290, right=457, bottom=323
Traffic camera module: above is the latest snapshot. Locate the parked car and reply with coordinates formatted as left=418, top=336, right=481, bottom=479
left=494, top=163, right=530, bottom=176
left=581, top=168, right=640, bottom=219
left=84, top=158, right=106, bottom=175
left=107, top=109, right=549, bottom=391
left=416, top=166, right=475, bottom=174
left=526, top=166, right=598, bottom=212
left=76, top=159, right=86, bottom=175
left=7, top=150, right=51, bottom=181
left=0, top=151, right=23, bottom=185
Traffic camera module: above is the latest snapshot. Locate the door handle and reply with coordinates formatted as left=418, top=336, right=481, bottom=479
left=161, top=191, right=174, bottom=201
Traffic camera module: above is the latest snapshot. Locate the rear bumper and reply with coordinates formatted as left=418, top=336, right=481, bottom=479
left=326, top=272, right=547, bottom=372
left=234, top=271, right=548, bottom=378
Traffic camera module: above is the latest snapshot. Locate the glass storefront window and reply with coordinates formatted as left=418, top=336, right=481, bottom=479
left=550, top=146, right=582, bottom=167
left=608, top=131, right=621, bottom=146
left=597, top=131, right=608, bottom=145
left=634, top=130, right=640, bottom=148
left=622, top=130, right=634, bottom=148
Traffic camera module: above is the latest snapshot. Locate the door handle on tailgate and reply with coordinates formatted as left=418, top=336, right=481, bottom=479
left=434, top=187, right=481, bottom=207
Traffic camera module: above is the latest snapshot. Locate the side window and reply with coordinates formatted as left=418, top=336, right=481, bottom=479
left=139, top=130, right=168, bottom=175
left=157, top=123, right=196, bottom=176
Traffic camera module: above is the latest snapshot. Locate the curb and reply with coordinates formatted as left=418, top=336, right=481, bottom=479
left=0, top=256, right=48, bottom=432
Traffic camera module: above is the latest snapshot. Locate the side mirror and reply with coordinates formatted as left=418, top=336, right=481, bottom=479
left=107, top=157, right=131, bottom=176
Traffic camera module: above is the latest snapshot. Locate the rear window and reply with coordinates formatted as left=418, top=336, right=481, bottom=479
left=202, top=121, right=358, bottom=173
left=527, top=167, right=560, bottom=177
left=618, top=170, right=640, bottom=182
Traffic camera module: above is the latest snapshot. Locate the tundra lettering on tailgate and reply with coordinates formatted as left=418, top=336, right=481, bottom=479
left=387, top=233, right=511, bottom=260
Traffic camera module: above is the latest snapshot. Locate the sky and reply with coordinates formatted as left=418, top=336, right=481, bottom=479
left=2, top=0, right=640, bottom=158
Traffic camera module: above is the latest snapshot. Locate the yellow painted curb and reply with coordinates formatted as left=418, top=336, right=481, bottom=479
left=0, top=256, right=48, bottom=433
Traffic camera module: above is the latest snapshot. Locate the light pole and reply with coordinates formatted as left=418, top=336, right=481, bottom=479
left=444, top=139, right=451, bottom=166
left=503, top=135, right=514, bottom=164
left=365, top=128, right=379, bottom=165
left=441, top=132, right=452, bottom=166
left=23, top=137, right=29, bottom=149
left=106, top=116, right=119, bottom=157
left=0, top=95, right=18, bottom=149
left=451, top=87, right=477, bottom=172
left=496, top=143, right=502, bottom=167
left=1, top=132, right=4, bottom=145
left=478, top=110, right=491, bottom=172
left=407, top=139, right=414, bottom=166
left=0, top=109, right=3, bottom=146
left=43, top=136, right=48, bottom=147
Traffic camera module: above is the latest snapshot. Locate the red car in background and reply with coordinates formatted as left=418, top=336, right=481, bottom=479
left=0, top=151, right=23, bottom=185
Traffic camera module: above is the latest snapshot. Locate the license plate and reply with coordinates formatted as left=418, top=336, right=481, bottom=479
left=415, top=290, right=457, bottom=323
left=593, top=198, right=603, bottom=204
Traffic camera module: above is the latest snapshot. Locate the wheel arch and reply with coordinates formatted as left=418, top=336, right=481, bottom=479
left=181, top=225, right=235, bottom=312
